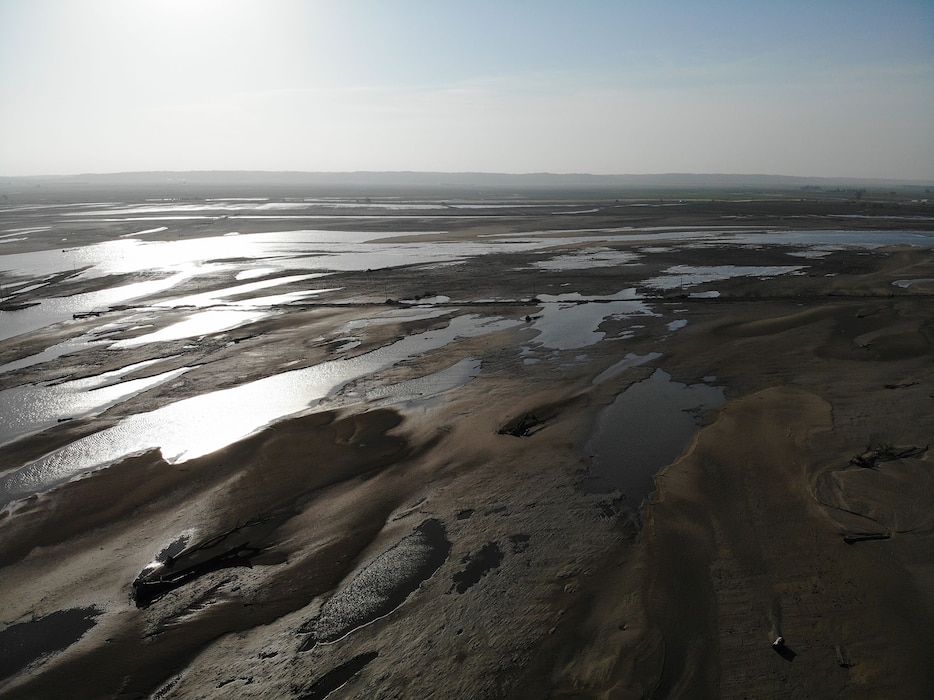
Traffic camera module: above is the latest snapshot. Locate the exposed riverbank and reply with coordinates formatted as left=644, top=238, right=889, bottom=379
left=1, top=190, right=932, bottom=698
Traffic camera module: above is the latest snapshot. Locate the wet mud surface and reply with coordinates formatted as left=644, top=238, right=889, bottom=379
left=298, top=519, right=450, bottom=650
left=1, top=186, right=932, bottom=698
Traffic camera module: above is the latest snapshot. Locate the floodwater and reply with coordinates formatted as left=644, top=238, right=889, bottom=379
left=528, top=290, right=653, bottom=350
left=592, top=352, right=663, bottom=385
left=0, top=315, right=517, bottom=508
left=585, top=369, right=725, bottom=503
left=0, top=231, right=607, bottom=342
left=3, top=224, right=931, bottom=345
left=109, top=308, right=273, bottom=348
left=893, top=278, right=934, bottom=289
left=354, top=357, right=482, bottom=409
left=0, top=336, right=106, bottom=374
left=0, top=270, right=199, bottom=342
left=644, top=265, right=805, bottom=290
left=0, top=359, right=188, bottom=445
left=451, top=542, right=504, bottom=593
left=2, top=199, right=932, bottom=514
left=0, top=607, right=101, bottom=681
left=298, top=652, right=380, bottom=699
left=530, top=248, right=639, bottom=271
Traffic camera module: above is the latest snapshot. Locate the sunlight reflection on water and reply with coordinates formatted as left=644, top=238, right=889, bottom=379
left=529, top=290, right=654, bottom=350
left=0, top=314, right=518, bottom=508
left=109, top=309, right=272, bottom=348
left=643, top=265, right=805, bottom=290
left=0, top=231, right=595, bottom=342
left=0, top=360, right=189, bottom=445
left=0, top=270, right=200, bottom=342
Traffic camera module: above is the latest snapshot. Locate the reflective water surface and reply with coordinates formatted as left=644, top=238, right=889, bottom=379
left=644, top=265, right=805, bottom=290
left=3, top=199, right=932, bottom=516
left=0, top=360, right=189, bottom=445
left=529, top=290, right=654, bottom=350
left=592, top=352, right=663, bottom=385
left=0, top=315, right=517, bottom=507
left=585, top=369, right=725, bottom=502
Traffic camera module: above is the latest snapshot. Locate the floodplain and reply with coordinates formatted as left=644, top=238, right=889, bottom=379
left=1, top=181, right=932, bottom=698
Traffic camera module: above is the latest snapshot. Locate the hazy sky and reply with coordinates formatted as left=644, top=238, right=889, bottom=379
left=2, top=0, right=932, bottom=179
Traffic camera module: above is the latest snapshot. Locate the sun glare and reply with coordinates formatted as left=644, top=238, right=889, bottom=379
left=126, top=0, right=257, bottom=37
left=145, top=0, right=223, bottom=20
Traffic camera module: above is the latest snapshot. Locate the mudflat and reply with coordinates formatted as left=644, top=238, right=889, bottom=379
left=0, top=186, right=932, bottom=698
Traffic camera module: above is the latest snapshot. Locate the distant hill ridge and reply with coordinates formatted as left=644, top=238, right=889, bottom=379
left=2, top=171, right=930, bottom=189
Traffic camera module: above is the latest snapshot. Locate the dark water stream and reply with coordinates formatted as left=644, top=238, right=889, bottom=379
left=585, top=369, right=725, bottom=504
left=0, top=607, right=101, bottom=681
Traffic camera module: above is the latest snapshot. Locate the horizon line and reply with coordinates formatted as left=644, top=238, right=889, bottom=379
left=2, top=169, right=931, bottom=185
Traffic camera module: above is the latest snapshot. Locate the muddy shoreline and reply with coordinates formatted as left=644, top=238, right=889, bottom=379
left=1, top=190, right=932, bottom=697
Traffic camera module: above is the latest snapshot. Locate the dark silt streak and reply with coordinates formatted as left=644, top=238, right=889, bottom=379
left=299, top=519, right=451, bottom=650
left=298, top=651, right=380, bottom=700
left=451, top=542, right=504, bottom=593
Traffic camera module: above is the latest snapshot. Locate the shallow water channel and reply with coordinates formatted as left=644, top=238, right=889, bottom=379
left=0, top=359, right=188, bottom=445
left=0, top=315, right=517, bottom=508
left=585, top=369, right=725, bottom=504
left=3, top=214, right=931, bottom=516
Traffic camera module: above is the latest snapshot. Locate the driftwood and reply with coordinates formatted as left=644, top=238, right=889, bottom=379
left=843, top=532, right=892, bottom=545
left=498, top=413, right=545, bottom=437
left=132, top=520, right=267, bottom=607
left=849, top=444, right=928, bottom=469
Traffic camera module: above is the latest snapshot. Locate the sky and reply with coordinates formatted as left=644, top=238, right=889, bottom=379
left=1, top=0, right=932, bottom=179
